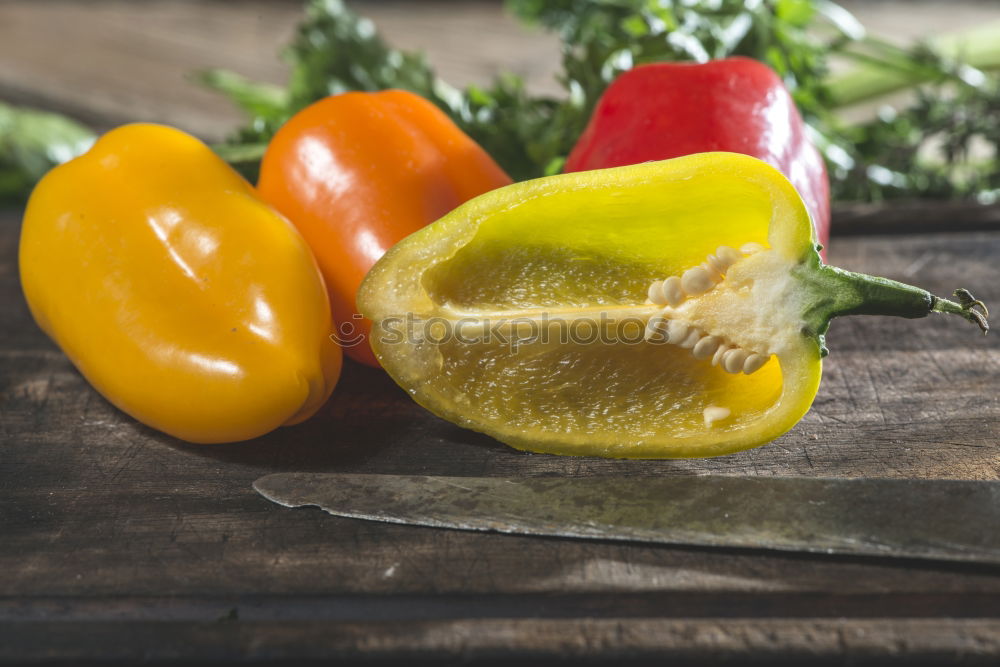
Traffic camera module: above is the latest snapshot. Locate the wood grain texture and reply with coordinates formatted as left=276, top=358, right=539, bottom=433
left=2, top=206, right=1000, bottom=662
left=3, top=619, right=1000, bottom=665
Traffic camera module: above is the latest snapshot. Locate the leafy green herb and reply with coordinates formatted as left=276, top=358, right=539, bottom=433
left=202, top=0, right=866, bottom=182
left=833, top=73, right=1000, bottom=203
left=0, top=102, right=94, bottom=204
left=197, top=0, right=457, bottom=178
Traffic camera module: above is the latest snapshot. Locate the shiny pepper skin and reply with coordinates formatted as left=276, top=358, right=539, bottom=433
left=19, top=124, right=342, bottom=444
left=257, top=90, right=512, bottom=367
left=565, top=58, right=831, bottom=249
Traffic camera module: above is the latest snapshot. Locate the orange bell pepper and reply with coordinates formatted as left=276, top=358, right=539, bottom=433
left=257, top=90, right=512, bottom=366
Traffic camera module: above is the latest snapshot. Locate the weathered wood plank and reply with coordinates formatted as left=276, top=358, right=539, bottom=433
left=3, top=618, right=1000, bottom=665
left=5, top=591, right=1000, bottom=622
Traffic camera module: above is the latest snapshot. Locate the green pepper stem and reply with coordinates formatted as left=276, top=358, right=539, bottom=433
left=794, top=255, right=990, bottom=345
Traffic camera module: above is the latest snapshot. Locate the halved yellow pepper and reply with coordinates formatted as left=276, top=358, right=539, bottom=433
left=19, top=123, right=342, bottom=444
left=359, top=153, right=987, bottom=458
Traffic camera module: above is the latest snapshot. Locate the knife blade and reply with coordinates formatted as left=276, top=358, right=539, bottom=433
left=253, top=473, right=1000, bottom=565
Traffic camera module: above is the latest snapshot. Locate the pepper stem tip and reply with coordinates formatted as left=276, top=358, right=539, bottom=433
left=932, top=289, right=990, bottom=334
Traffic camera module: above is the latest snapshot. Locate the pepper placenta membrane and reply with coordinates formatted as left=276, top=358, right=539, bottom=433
left=257, top=90, right=512, bottom=366
left=19, top=124, right=342, bottom=444
left=359, top=153, right=986, bottom=458
left=565, top=58, right=831, bottom=249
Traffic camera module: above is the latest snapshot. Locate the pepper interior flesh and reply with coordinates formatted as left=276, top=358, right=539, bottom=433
left=359, top=153, right=987, bottom=458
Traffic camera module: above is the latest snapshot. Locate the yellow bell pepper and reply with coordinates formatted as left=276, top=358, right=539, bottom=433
left=359, top=153, right=987, bottom=458
left=19, top=123, right=342, bottom=444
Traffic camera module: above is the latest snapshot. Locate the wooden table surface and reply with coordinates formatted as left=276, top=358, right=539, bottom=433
left=2, top=205, right=1000, bottom=664
left=3, top=1, right=1000, bottom=663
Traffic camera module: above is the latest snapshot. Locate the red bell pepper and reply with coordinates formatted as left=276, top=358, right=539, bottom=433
left=564, top=57, right=830, bottom=249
